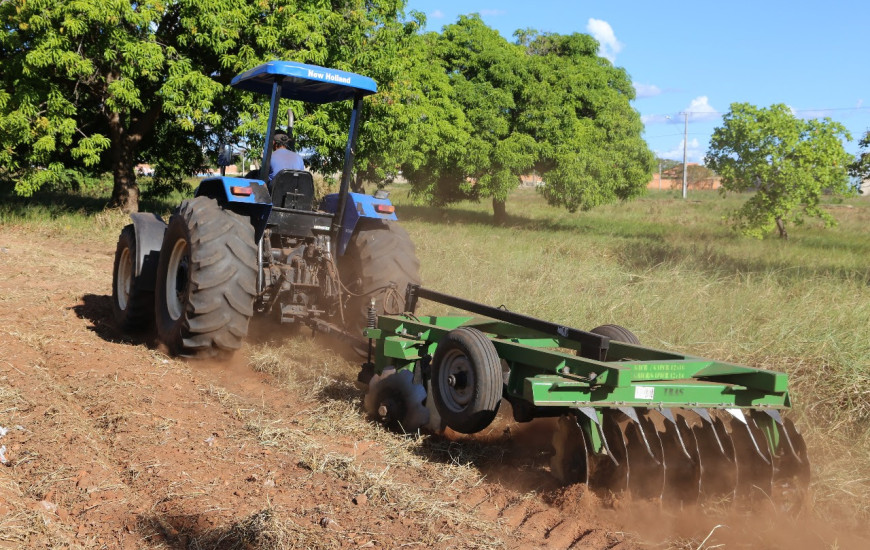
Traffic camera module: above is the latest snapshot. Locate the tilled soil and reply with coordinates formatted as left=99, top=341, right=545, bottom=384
left=0, top=226, right=632, bottom=549
left=1, top=225, right=867, bottom=549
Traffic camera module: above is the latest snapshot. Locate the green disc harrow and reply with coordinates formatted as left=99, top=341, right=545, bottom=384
left=360, top=285, right=810, bottom=504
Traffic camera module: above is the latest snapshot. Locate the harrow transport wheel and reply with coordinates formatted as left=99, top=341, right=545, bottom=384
left=590, top=324, right=640, bottom=345
left=339, top=219, right=421, bottom=356
left=431, top=327, right=502, bottom=434
left=363, top=368, right=429, bottom=433
left=112, top=225, right=154, bottom=330
left=155, top=197, right=257, bottom=357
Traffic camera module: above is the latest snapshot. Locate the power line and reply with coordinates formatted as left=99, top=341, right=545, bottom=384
left=645, top=106, right=869, bottom=120
left=644, top=132, right=717, bottom=139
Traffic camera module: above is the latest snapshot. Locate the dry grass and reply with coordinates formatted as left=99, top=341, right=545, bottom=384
left=187, top=341, right=506, bottom=546
left=390, top=188, right=870, bottom=525
left=191, top=507, right=329, bottom=550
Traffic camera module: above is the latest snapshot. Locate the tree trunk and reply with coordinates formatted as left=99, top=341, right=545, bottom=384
left=352, top=172, right=365, bottom=194
left=106, top=106, right=140, bottom=213
left=492, top=197, right=507, bottom=225
left=105, top=91, right=161, bottom=213
left=109, top=138, right=139, bottom=213
left=775, top=217, right=788, bottom=239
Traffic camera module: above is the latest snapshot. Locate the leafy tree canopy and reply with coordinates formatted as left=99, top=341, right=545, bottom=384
left=706, top=103, right=853, bottom=239
left=0, top=0, right=413, bottom=212
left=400, top=15, right=653, bottom=222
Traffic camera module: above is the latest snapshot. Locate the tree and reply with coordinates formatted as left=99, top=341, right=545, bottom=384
left=400, top=16, right=653, bottom=223
left=706, top=103, right=853, bottom=239
left=850, top=130, right=870, bottom=186
left=399, top=15, right=536, bottom=224
left=522, top=32, right=653, bottom=215
left=0, top=0, right=413, bottom=212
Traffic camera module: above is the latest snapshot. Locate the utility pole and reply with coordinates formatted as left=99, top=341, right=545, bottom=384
left=681, top=111, right=689, bottom=199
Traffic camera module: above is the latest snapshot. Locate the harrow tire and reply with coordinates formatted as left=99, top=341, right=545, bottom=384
left=590, top=324, right=640, bottom=345
left=431, top=327, right=502, bottom=434
left=155, top=197, right=257, bottom=357
left=112, top=224, right=154, bottom=331
left=339, top=219, right=421, bottom=354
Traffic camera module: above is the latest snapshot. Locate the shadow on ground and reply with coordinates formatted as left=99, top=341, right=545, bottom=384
left=71, top=293, right=154, bottom=348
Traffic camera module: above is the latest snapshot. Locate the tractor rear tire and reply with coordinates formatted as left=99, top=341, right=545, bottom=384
left=590, top=324, right=640, bottom=345
left=155, top=197, right=257, bottom=357
left=339, top=219, right=421, bottom=352
left=112, top=224, right=154, bottom=330
left=431, top=327, right=502, bottom=434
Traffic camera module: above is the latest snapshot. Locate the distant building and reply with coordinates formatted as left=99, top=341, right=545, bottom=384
left=519, top=173, right=544, bottom=187
left=647, top=163, right=721, bottom=191
left=135, top=164, right=154, bottom=177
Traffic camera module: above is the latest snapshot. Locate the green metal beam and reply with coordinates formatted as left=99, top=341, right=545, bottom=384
left=523, top=375, right=789, bottom=408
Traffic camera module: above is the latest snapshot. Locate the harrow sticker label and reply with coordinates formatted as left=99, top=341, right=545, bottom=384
left=634, top=386, right=655, bottom=400
left=632, top=363, right=690, bottom=380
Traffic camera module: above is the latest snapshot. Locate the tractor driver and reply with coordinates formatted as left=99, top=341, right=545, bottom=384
left=268, top=131, right=305, bottom=180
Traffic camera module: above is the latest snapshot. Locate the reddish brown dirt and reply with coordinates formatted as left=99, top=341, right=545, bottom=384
left=0, top=225, right=867, bottom=549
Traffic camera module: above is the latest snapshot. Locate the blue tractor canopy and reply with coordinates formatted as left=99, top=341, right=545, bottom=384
left=230, top=60, right=377, bottom=104
left=231, top=61, right=377, bottom=244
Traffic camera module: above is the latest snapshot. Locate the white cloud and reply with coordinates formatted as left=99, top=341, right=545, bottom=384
left=586, top=18, right=622, bottom=63
left=431, top=9, right=444, bottom=19
left=857, top=99, right=864, bottom=109
left=634, top=83, right=662, bottom=99
left=657, top=138, right=705, bottom=164
left=641, top=114, right=671, bottom=125
left=686, top=96, right=719, bottom=120
left=479, top=9, right=506, bottom=16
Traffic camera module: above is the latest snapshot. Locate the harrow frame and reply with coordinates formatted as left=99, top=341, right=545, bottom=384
left=361, top=285, right=809, bottom=503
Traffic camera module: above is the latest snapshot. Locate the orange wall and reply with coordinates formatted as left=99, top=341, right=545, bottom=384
left=647, top=176, right=721, bottom=190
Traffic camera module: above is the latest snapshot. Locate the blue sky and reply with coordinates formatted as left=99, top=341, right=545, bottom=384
left=404, top=1, right=870, bottom=165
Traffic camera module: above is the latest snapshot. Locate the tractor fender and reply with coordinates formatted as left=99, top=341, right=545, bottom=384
left=320, top=192, right=398, bottom=256
left=130, top=212, right=167, bottom=292
left=195, top=176, right=272, bottom=242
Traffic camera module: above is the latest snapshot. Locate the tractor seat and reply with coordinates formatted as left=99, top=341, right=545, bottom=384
left=270, top=169, right=315, bottom=211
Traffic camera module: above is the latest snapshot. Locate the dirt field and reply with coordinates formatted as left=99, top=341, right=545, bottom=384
left=0, top=224, right=867, bottom=549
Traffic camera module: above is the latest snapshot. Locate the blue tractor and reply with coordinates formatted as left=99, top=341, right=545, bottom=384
left=111, top=61, right=421, bottom=357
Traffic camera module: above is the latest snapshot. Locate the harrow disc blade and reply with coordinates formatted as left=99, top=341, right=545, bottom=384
left=616, top=407, right=666, bottom=499
left=588, top=409, right=629, bottom=493
left=363, top=368, right=430, bottom=433
left=663, top=409, right=702, bottom=504
left=551, top=413, right=590, bottom=485
left=780, top=416, right=810, bottom=484
left=719, top=409, right=774, bottom=504
left=765, top=413, right=811, bottom=514
left=691, top=411, right=738, bottom=500
left=631, top=409, right=666, bottom=499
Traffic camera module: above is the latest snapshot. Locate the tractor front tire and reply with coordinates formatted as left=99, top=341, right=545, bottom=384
left=155, top=197, right=257, bottom=357
left=112, top=224, right=154, bottom=331
left=339, top=219, right=421, bottom=351
left=431, top=327, right=502, bottom=434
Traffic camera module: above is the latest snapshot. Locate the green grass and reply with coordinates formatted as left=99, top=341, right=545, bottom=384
left=393, top=186, right=870, bottom=522
left=0, top=176, right=194, bottom=242
left=3, top=181, right=868, bottom=524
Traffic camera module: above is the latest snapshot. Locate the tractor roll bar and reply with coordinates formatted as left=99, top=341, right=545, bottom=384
left=259, top=76, right=285, bottom=182
left=330, top=93, right=365, bottom=253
